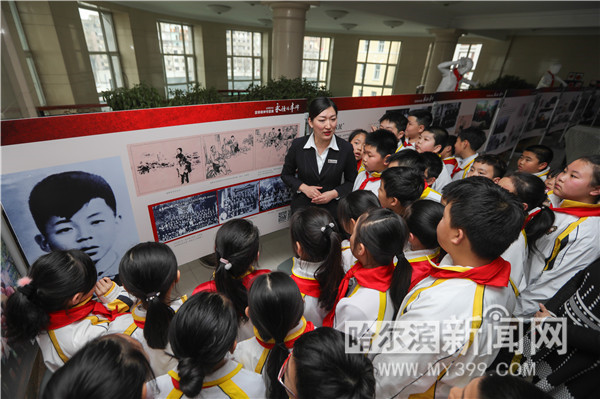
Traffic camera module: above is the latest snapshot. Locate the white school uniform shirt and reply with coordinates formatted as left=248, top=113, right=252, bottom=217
left=514, top=199, right=600, bottom=317
left=341, top=239, right=356, bottom=273
left=372, top=257, right=516, bottom=398
left=303, top=133, right=339, bottom=174
left=233, top=318, right=306, bottom=374
left=451, top=153, right=478, bottom=181
left=352, top=170, right=381, bottom=197
left=37, top=283, right=130, bottom=372
left=501, top=230, right=528, bottom=295
left=109, top=295, right=188, bottom=376
left=534, top=167, right=550, bottom=182
left=431, top=162, right=453, bottom=193
left=291, top=258, right=328, bottom=327
left=151, top=358, right=266, bottom=399
left=419, top=186, right=442, bottom=203
left=333, top=273, right=395, bottom=341
left=443, top=156, right=458, bottom=176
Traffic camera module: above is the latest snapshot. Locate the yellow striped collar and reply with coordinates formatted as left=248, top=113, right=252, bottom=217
left=559, top=199, right=600, bottom=208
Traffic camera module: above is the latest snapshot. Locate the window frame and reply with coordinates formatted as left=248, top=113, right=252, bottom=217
left=301, top=35, right=333, bottom=89
left=157, top=20, right=197, bottom=98
left=226, top=29, right=263, bottom=91
left=352, top=39, right=401, bottom=97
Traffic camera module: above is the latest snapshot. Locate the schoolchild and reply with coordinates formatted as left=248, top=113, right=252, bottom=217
left=337, top=190, right=381, bottom=272
left=466, top=154, right=507, bottom=184
left=373, top=177, right=524, bottom=398
left=289, top=207, right=344, bottom=327
left=352, top=129, right=397, bottom=196
left=377, top=110, right=408, bottom=151
left=386, top=151, right=442, bottom=202
left=403, top=200, right=445, bottom=290
left=517, top=144, right=553, bottom=181
left=441, top=134, right=459, bottom=175
left=4, top=250, right=127, bottom=371
left=404, top=109, right=433, bottom=148
left=416, top=126, right=453, bottom=191
left=192, top=219, right=269, bottom=340
left=111, top=242, right=186, bottom=376
left=42, top=334, right=154, bottom=399
left=348, top=129, right=368, bottom=172
left=422, top=151, right=452, bottom=193
left=330, top=208, right=412, bottom=340
left=515, top=155, right=600, bottom=317
left=498, top=172, right=555, bottom=292
left=378, top=167, right=425, bottom=217
left=234, top=272, right=314, bottom=399
left=451, top=127, right=487, bottom=181
left=152, top=292, right=266, bottom=398
left=543, top=167, right=562, bottom=193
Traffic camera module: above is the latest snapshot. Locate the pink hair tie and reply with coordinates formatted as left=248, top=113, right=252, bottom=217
left=220, top=258, right=232, bottom=271
left=17, top=276, right=32, bottom=287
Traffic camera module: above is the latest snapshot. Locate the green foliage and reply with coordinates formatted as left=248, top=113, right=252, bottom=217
left=167, top=84, right=222, bottom=106
left=474, top=75, right=536, bottom=90
left=243, top=77, right=332, bottom=102
left=101, top=82, right=165, bottom=111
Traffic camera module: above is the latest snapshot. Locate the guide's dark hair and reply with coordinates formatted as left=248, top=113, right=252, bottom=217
left=381, top=166, right=425, bottom=208
left=42, top=334, right=155, bottom=399
left=348, top=129, right=368, bottom=143
left=504, top=172, right=554, bottom=245
left=290, top=207, right=343, bottom=312
left=293, top=328, right=375, bottom=399
left=478, top=372, right=552, bottom=399
left=5, top=250, right=97, bottom=342
left=523, top=144, right=553, bottom=166
left=365, top=129, right=398, bottom=158
left=442, top=177, right=524, bottom=260
left=404, top=200, right=445, bottom=249
left=213, top=218, right=260, bottom=323
left=424, top=126, right=449, bottom=149
left=169, top=292, right=238, bottom=398
left=337, top=190, right=381, bottom=235
left=408, top=109, right=433, bottom=129
left=473, top=154, right=507, bottom=179
left=28, top=171, right=117, bottom=235
left=308, top=97, right=338, bottom=120
left=421, top=152, right=444, bottom=179
left=119, top=242, right=179, bottom=349
left=353, top=208, right=411, bottom=315
left=457, top=127, right=486, bottom=152
left=388, top=150, right=427, bottom=175
left=379, top=110, right=408, bottom=132
left=248, top=272, right=304, bottom=399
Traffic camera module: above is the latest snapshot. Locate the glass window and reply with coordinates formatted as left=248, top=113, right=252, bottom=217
left=79, top=5, right=124, bottom=100
left=226, top=30, right=262, bottom=90
left=452, top=43, right=483, bottom=90
left=353, top=39, right=401, bottom=97
left=158, top=21, right=197, bottom=97
left=302, top=36, right=333, bottom=88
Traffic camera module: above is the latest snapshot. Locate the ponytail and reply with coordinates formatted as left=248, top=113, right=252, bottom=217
left=525, top=206, right=555, bottom=244
left=119, top=242, right=179, bottom=349
left=169, top=292, right=238, bottom=398
left=391, top=253, right=412, bottom=318
left=214, top=219, right=260, bottom=322
left=290, top=208, right=344, bottom=311
left=5, top=250, right=96, bottom=342
left=248, top=273, right=304, bottom=399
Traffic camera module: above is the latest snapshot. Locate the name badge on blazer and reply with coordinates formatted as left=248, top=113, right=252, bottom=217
left=327, top=159, right=338, bottom=164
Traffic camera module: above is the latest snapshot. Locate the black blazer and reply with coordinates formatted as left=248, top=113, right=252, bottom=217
left=281, top=135, right=357, bottom=214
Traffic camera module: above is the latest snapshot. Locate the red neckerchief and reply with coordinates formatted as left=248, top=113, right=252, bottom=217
left=429, top=257, right=511, bottom=287
left=47, top=297, right=125, bottom=330
left=255, top=318, right=315, bottom=349
left=450, top=162, right=463, bottom=178
left=356, top=159, right=363, bottom=172
left=523, top=208, right=542, bottom=229
left=443, top=157, right=458, bottom=167
left=409, top=259, right=435, bottom=291
left=359, top=171, right=381, bottom=190
left=550, top=202, right=600, bottom=218
left=404, top=140, right=414, bottom=147
left=322, top=262, right=394, bottom=327
left=192, top=269, right=270, bottom=295
left=453, top=68, right=464, bottom=91
left=290, top=274, right=321, bottom=297
left=171, top=373, right=181, bottom=391
left=547, top=70, right=555, bottom=87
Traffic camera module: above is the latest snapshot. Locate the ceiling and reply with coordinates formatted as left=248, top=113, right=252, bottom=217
left=109, top=1, right=600, bottom=39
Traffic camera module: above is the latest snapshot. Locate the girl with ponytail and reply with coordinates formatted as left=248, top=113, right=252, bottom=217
left=4, top=250, right=126, bottom=371
left=327, top=208, right=412, bottom=333
left=192, top=218, right=269, bottom=341
left=234, top=272, right=314, bottom=399
left=289, top=207, right=344, bottom=326
left=115, top=241, right=183, bottom=376
left=152, top=291, right=265, bottom=398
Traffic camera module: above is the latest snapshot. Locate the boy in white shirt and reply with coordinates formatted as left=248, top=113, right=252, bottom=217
left=517, top=144, right=553, bottom=181
left=352, top=129, right=397, bottom=197
left=451, top=127, right=487, bottom=181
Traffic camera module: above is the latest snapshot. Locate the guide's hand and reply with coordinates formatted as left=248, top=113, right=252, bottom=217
left=312, top=190, right=338, bottom=205
left=300, top=184, right=322, bottom=199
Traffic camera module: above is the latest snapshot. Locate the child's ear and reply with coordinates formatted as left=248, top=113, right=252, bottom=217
left=356, top=243, right=366, bottom=257
left=492, top=177, right=501, bottom=184
left=294, top=242, right=303, bottom=258
left=426, top=176, right=437, bottom=186
left=408, top=232, right=416, bottom=245
left=349, top=218, right=357, bottom=233
left=70, top=292, right=84, bottom=307
left=450, top=227, right=464, bottom=246
left=383, top=154, right=391, bottom=166
left=256, top=251, right=260, bottom=262
left=34, top=234, right=52, bottom=252
left=433, top=144, right=442, bottom=153
left=175, top=270, right=181, bottom=283
left=230, top=340, right=237, bottom=354
left=522, top=202, right=529, bottom=212
left=538, top=162, right=548, bottom=171
left=418, top=125, right=425, bottom=133
left=245, top=306, right=250, bottom=319
left=589, top=185, right=600, bottom=198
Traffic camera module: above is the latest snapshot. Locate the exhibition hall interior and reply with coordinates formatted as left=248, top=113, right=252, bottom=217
left=1, top=1, right=599, bottom=398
